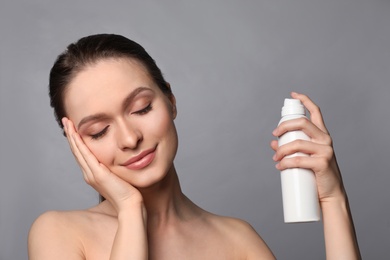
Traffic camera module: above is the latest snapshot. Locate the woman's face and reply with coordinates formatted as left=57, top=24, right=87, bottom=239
left=64, top=58, right=178, bottom=188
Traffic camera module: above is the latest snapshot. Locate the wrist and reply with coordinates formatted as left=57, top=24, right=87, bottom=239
left=117, top=198, right=144, bottom=209
left=117, top=201, right=145, bottom=220
left=321, top=195, right=349, bottom=219
left=113, top=191, right=144, bottom=213
left=320, top=183, right=348, bottom=206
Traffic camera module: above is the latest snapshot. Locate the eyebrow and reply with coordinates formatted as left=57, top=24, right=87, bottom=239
left=121, top=86, right=152, bottom=112
left=77, top=86, right=152, bottom=130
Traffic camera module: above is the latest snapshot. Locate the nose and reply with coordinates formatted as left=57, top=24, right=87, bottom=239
left=116, top=119, right=142, bottom=150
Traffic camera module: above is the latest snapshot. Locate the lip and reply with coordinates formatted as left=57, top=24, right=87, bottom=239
left=121, top=146, right=157, bottom=170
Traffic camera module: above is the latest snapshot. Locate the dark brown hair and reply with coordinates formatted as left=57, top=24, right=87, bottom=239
left=49, top=33, right=171, bottom=135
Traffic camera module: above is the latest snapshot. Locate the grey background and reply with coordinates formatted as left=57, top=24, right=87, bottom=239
left=1, top=0, right=389, bottom=259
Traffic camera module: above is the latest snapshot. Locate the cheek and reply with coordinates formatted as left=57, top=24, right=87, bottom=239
left=148, top=107, right=176, bottom=138
left=149, top=107, right=178, bottom=159
left=83, top=139, right=116, bottom=165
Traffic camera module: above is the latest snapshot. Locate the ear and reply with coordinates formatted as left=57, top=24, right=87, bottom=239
left=165, top=83, right=177, bottom=119
left=169, top=93, right=177, bottom=119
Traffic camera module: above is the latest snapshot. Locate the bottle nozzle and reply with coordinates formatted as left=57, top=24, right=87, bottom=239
left=281, top=98, right=305, bottom=116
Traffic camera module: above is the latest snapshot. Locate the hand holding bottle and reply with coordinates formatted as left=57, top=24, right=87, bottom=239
left=271, top=92, right=345, bottom=210
left=271, top=92, right=361, bottom=258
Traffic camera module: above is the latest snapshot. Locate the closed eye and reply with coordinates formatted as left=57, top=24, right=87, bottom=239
left=90, top=125, right=109, bottom=140
left=132, top=103, right=152, bottom=115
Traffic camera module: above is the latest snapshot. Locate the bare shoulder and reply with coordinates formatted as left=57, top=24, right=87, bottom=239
left=207, top=214, right=276, bottom=259
left=28, top=210, right=85, bottom=259
left=28, top=209, right=100, bottom=260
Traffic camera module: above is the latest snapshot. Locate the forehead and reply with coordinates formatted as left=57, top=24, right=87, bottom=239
left=64, top=58, right=156, bottom=121
left=69, top=57, right=151, bottom=90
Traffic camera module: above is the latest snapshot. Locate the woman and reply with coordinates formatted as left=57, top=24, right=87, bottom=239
left=28, top=34, right=361, bottom=259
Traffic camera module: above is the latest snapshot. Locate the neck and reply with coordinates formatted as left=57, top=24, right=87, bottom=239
left=95, top=165, right=203, bottom=229
left=138, top=165, right=200, bottom=229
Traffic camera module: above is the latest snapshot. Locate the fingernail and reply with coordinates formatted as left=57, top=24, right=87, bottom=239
left=275, top=163, right=281, bottom=170
left=62, top=118, right=67, bottom=131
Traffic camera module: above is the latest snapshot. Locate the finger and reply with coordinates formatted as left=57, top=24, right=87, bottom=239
left=274, top=139, right=333, bottom=162
left=71, top=129, right=112, bottom=185
left=291, top=92, right=329, bottom=134
left=63, top=118, right=93, bottom=183
left=62, top=117, right=68, bottom=135
left=270, top=140, right=278, bottom=151
left=70, top=133, right=93, bottom=183
left=276, top=155, right=330, bottom=174
left=62, top=117, right=81, bottom=156
left=72, top=131, right=100, bottom=170
left=274, top=117, right=332, bottom=145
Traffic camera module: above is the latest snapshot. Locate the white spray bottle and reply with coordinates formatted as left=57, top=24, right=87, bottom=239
left=278, top=98, right=321, bottom=223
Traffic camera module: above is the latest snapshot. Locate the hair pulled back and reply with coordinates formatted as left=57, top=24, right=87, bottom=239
left=49, top=34, right=171, bottom=135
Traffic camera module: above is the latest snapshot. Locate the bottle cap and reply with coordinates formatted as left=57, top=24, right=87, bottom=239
left=281, top=98, right=305, bottom=116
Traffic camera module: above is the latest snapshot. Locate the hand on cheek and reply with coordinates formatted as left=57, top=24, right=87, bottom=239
left=61, top=117, right=144, bottom=212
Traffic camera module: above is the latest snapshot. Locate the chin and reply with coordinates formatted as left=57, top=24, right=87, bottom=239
left=125, top=164, right=174, bottom=190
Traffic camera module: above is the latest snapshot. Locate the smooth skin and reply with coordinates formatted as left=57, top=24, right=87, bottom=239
left=28, top=58, right=360, bottom=259
left=28, top=59, right=275, bottom=260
